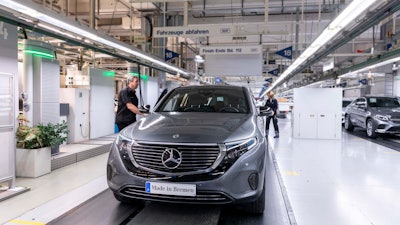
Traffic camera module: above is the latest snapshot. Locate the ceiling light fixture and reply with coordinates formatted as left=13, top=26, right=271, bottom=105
left=264, top=0, right=380, bottom=96
left=0, top=0, right=188, bottom=75
left=339, top=56, right=400, bottom=78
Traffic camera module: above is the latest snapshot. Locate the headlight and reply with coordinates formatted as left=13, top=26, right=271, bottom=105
left=115, top=134, right=134, bottom=159
left=225, top=137, right=258, bottom=161
left=215, top=137, right=258, bottom=173
left=374, top=114, right=390, bottom=121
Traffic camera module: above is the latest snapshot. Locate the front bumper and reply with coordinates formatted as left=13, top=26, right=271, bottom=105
left=107, top=140, right=266, bottom=205
left=374, top=119, right=400, bottom=134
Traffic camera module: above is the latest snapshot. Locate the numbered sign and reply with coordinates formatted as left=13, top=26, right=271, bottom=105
left=165, top=49, right=179, bottom=61
left=275, top=46, right=292, bottom=60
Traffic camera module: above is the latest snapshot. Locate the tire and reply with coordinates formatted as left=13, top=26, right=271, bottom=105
left=344, top=114, right=354, bottom=131
left=366, top=119, right=378, bottom=138
left=241, top=181, right=265, bottom=214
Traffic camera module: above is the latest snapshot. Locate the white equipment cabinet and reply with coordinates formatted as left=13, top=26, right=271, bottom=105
left=60, top=88, right=89, bottom=143
left=293, top=88, right=342, bottom=139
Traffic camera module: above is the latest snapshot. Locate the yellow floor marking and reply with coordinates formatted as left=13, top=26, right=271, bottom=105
left=9, top=220, right=46, bottom=225
left=285, top=171, right=299, bottom=176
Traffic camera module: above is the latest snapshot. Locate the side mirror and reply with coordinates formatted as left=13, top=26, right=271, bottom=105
left=259, top=106, right=273, bottom=117
left=139, top=105, right=151, bottom=113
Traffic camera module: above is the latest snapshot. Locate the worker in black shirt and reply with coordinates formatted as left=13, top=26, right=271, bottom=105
left=115, top=76, right=147, bottom=131
left=264, top=91, right=279, bottom=138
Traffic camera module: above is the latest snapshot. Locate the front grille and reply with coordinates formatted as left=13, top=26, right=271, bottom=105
left=131, top=142, right=220, bottom=173
left=387, top=126, right=400, bottom=132
left=120, top=185, right=232, bottom=204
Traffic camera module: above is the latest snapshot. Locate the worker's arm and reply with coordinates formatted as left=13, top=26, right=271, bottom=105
left=126, top=102, right=146, bottom=116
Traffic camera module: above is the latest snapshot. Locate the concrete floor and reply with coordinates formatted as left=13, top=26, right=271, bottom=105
left=270, top=116, right=400, bottom=225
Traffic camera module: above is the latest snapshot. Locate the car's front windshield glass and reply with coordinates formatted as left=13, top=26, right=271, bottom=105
left=156, top=87, right=249, bottom=113
left=368, top=97, right=400, bottom=108
left=342, top=100, right=351, bottom=108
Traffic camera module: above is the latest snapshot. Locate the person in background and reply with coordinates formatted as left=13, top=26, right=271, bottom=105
left=264, top=91, right=279, bottom=138
left=115, top=76, right=147, bottom=131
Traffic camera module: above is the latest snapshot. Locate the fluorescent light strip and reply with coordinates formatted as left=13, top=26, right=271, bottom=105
left=24, top=50, right=54, bottom=59
left=0, top=0, right=187, bottom=75
left=339, top=56, right=400, bottom=78
left=265, top=0, right=379, bottom=95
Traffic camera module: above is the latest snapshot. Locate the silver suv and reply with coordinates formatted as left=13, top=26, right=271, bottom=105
left=107, top=85, right=267, bottom=214
left=344, top=96, right=400, bottom=138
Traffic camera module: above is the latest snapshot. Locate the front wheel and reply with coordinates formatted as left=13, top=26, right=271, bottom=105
left=240, top=180, right=265, bottom=214
left=344, top=115, right=354, bottom=131
left=366, top=119, right=378, bottom=138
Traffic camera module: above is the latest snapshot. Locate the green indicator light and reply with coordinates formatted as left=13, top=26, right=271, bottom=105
left=103, top=71, right=115, bottom=76
left=24, top=50, right=55, bottom=59
left=128, top=72, right=148, bottom=81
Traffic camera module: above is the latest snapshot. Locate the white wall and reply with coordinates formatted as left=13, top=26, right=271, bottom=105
left=141, top=76, right=160, bottom=110
left=89, top=68, right=115, bottom=139
left=394, top=70, right=400, bottom=97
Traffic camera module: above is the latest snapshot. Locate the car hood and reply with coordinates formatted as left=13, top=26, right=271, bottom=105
left=120, top=112, right=256, bottom=143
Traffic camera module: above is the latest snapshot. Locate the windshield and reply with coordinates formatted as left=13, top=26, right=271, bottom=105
left=156, top=87, right=250, bottom=113
left=342, top=100, right=352, bottom=108
left=368, top=97, right=400, bottom=108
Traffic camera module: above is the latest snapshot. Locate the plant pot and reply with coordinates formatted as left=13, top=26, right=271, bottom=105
left=16, top=147, right=51, bottom=178
left=51, top=145, right=60, bottom=155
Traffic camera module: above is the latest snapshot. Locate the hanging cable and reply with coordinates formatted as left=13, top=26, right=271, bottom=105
left=22, top=27, right=28, bottom=39
left=137, top=64, right=149, bottom=113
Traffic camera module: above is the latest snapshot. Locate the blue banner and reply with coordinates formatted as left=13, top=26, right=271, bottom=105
left=268, top=69, right=279, bottom=76
left=165, top=49, right=180, bottom=61
left=275, top=46, right=292, bottom=60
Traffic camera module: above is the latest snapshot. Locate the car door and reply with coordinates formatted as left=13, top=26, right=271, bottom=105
left=346, top=98, right=358, bottom=125
left=353, top=97, right=367, bottom=128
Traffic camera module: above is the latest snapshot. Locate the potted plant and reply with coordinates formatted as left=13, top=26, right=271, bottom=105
left=15, top=114, right=69, bottom=177
left=37, top=121, right=69, bottom=155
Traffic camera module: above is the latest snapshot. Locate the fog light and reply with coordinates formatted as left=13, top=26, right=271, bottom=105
left=248, top=173, right=258, bottom=190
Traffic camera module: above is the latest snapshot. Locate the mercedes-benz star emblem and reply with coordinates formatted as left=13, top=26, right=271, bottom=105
left=161, top=148, right=182, bottom=169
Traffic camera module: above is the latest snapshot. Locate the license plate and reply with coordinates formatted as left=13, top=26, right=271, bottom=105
left=145, top=181, right=196, bottom=197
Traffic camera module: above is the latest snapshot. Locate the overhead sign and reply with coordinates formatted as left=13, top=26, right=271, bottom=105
left=164, top=49, right=179, bottom=61
left=154, top=23, right=269, bottom=38
left=268, top=69, right=279, bottom=76
left=154, top=25, right=234, bottom=38
left=359, top=79, right=368, bottom=85
left=323, top=57, right=334, bottom=72
left=200, top=45, right=262, bottom=55
left=133, top=35, right=147, bottom=43
left=275, top=46, right=292, bottom=60
left=203, top=45, right=263, bottom=76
